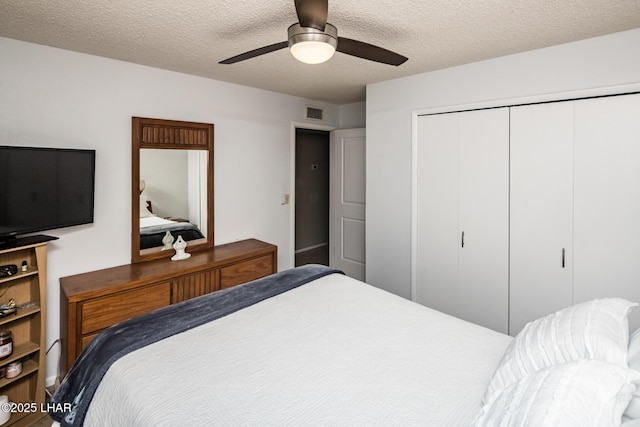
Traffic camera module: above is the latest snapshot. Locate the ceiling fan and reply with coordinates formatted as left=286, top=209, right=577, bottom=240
left=219, top=0, right=408, bottom=66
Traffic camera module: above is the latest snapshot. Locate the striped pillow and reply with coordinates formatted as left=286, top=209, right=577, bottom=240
left=484, top=298, right=637, bottom=405
left=475, top=359, right=640, bottom=426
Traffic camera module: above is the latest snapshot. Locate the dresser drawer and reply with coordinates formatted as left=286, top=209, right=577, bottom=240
left=81, top=282, right=171, bottom=334
left=220, top=254, right=274, bottom=289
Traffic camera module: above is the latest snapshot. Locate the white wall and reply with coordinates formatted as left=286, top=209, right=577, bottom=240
left=0, top=37, right=356, bottom=384
left=366, top=28, right=640, bottom=299
left=339, top=101, right=366, bottom=129
left=140, top=149, right=190, bottom=219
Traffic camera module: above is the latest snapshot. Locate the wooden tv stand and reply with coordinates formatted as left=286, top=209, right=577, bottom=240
left=60, top=238, right=277, bottom=375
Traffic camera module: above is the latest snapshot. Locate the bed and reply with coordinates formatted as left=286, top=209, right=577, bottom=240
left=139, top=215, right=205, bottom=250
left=50, top=265, right=640, bottom=426
left=139, top=193, right=204, bottom=250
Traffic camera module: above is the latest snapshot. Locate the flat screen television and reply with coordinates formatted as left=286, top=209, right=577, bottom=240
left=0, top=146, right=96, bottom=245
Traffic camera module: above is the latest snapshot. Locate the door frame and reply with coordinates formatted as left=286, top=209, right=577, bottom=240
left=290, top=121, right=336, bottom=268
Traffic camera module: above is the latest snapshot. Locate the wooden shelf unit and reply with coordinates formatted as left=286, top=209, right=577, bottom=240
left=60, top=238, right=277, bottom=375
left=0, top=237, right=50, bottom=426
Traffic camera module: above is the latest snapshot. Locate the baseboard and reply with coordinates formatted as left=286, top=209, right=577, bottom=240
left=295, top=242, right=328, bottom=254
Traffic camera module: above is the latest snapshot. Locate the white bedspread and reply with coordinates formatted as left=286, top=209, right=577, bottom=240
left=139, top=215, right=176, bottom=229
left=85, top=273, right=511, bottom=426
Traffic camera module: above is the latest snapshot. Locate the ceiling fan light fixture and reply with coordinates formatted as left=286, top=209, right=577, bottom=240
left=288, top=23, right=338, bottom=64
left=290, top=40, right=336, bottom=64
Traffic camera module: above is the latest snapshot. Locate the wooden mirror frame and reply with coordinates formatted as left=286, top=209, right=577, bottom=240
left=131, top=117, right=214, bottom=263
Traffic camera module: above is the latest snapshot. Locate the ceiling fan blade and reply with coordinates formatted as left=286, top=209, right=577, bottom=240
left=337, top=37, right=408, bottom=66
left=294, top=0, right=328, bottom=31
left=219, top=41, right=288, bottom=64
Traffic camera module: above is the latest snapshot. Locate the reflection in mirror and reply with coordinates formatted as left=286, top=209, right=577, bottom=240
left=138, top=149, right=208, bottom=251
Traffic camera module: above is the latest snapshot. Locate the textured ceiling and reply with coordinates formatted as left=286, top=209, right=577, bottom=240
left=1, top=0, right=639, bottom=104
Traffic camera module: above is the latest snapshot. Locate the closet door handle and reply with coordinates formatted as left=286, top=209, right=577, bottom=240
left=461, top=231, right=465, bottom=248
left=562, top=248, right=565, bottom=268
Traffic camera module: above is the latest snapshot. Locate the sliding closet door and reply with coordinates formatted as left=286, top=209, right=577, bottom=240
left=415, top=113, right=459, bottom=315
left=458, top=109, right=509, bottom=333
left=510, top=102, right=574, bottom=335
left=573, top=93, right=640, bottom=331
left=416, top=109, right=509, bottom=333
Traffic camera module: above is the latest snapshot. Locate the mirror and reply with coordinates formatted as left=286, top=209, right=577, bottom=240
left=132, top=117, right=214, bottom=263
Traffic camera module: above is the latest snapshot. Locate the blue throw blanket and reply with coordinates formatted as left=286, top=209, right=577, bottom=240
left=50, top=264, right=343, bottom=426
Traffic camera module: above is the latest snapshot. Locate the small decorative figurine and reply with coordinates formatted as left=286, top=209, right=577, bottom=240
left=171, top=235, right=191, bottom=261
left=161, top=231, right=175, bottom=251
left=0, top=299, right=16, bottom=318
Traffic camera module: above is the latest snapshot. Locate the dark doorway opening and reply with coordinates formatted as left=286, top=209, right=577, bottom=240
left=295, top=128, right=330, bottom=266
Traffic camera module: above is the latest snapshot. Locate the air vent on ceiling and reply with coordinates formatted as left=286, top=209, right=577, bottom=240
left=306, top=105, right=324, bottom=121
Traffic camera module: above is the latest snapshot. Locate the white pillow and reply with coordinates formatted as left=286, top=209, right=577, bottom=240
left=484, top=298, right=637, bottom=404
left=475, top=359, right=640, bottom=426
left=628, top=328, right=640, bottom=367
left=625, top=328, right=640, bottom=419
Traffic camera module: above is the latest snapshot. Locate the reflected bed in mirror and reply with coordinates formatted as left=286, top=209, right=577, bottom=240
left=132, top=117, right=214, bottom=263
left=139, top=149, right=207, bottom=250
left=139, top=207, right=205, bottom=251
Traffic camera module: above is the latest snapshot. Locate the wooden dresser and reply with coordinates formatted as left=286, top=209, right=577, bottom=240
left=60, top=238, right=277, bottom=374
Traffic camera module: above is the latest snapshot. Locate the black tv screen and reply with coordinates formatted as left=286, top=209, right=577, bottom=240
left=0, top=146, right=96, bottom=240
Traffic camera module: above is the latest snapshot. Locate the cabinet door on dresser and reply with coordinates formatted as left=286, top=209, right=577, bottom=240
left=509, top=102, right=574, bottom=335
left=415, top=108, right=509, bottom=333
left=171, top=270, right=217, bottom=303
left=573, top=93, right=640, bottom=331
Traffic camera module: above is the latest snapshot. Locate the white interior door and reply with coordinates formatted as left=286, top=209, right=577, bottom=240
left=332, top=128, right=366, bottom=280
left=415, top=113, right=460, bottom=314
left=573, top=93, right=640, bottom=331
left=510, top=102, right=574, bottom=335
left=415, top=109, right=508, bottom=333
left=458, top=108, right=509, bottom=334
